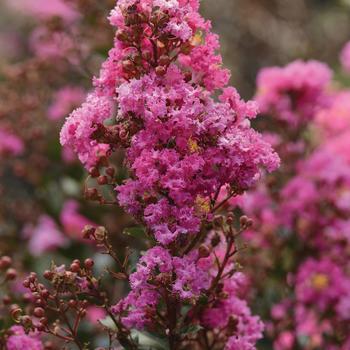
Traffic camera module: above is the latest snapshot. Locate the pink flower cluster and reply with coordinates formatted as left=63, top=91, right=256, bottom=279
left=234, top=59, right=350, bottom=349
left=112, top=246, right=210, bottom=328
left=0, top=128, right=24, bottom=156
left=61, top=92, right=112, bottom=168
left=6, top=0, right=79, bottom=23
left=22, top=215, right=67, bottom=256
left=6, top=326, right=43, bottom=350
left=22, top=200, right=95, bottom=256
left=113, top=240, right=264, bottom=348
left=60, top=0, right=278, bottom=347
left=202, top=272, right=264, bottom=350
left=255, top=60, right=332, bottom=127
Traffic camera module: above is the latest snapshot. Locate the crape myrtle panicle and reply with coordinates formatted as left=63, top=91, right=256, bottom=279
left=59, top=0, right=279, bottom=348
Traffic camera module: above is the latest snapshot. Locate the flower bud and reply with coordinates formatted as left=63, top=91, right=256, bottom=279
left=106, top=167, right=115, bottom=177
left=97, top=175, right=108, bottom=185
left=5, top=268, right=17, bottom=281
left=198, top=244, right=210, bottom=258
left=43, top=270, right=54, bottom=280
left=122, top=60, right=134, bottom=72
left=33, top=307, right=45, bottom=318
left=3, top=295, right=11, bottom=305
left=155, top=66, right=166, bottom=76
left=0, top=256, right=12, bottom=269
left=83, top=225, right=96, bottom=239
left=159, top=55, right=170, bottom=66
left=240, top=215, right=249, bottom=226
left=89, top=167, right=100, bottom=178
left=84, top=258, right=94, bottom=269
left=70, top=263, right=80, bottom=273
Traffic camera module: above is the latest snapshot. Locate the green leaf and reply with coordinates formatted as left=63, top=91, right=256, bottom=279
left=131, top=330, right=170, bottom=350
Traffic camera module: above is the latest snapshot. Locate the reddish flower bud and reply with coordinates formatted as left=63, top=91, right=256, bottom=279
left=155, top=66, right=166, bottom=76
left=198, top=244, right=211, bottom=258
left=3, top=295, right=11, bottom=305
left=106, top=167, right=115, bottom=177
left=89, top=167, right=100, bottom=178
left=97, top=175, right=108, bottom=185
left=84, top=258, right=94, bottom=269
left=33, top=307, right=45, bottom=318
left=122, top=59, right=134, bottom=72
left=239, top=215, right=249, bottom=226
left=5, top=268, right=17, bottom=281
left=159, top=55, right=170, bottom=66
left=23, top=279, right=30, bottom=288
left=0, top=256, right=12, bottom=269
left=43, top=270, right=54, bottom=280
left=70, top=263, right=80, bottom=272
left=83, top=225, right=96, bottom=239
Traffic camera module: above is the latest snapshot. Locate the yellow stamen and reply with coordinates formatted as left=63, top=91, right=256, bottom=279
left=195, top=195, right=211, bottom=214
left=188, top=138, right=200, bottom=153
left=311, top=273, right=329, bottom=290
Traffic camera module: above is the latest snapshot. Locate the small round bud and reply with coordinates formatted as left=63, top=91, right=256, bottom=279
left=20, top=315, right=32, bottom=328
left=23, top=279, right=30, bottom=288
left=226, top=216, right=234, bottom=225
left=0, top=256, right=12, bottom=269
left=122, top=59, right=134, bottom=72
left=97, top=175, right=108, bottom=185
left=198, top=244, right=210, bottom=258
left=106, top=167, right=115, bottom=177
left=240, top=215, right=249, bottom=226
left=246, top=218, right=254, bottom=227
left=155, top=66, right=166, bottom=76
left=85, top=188, right=99, bottom=200
left=89, top=167, right=100, bottom=178
left=23, top=293, right=32, bottom=303
left=43, top=270, right=53, bottom=280
left=29, top=272, right=37, bottom=283
left=84, top=258, right=94, bottom=269
left=68, top=300, right=77, bottom=308
left=82, top=225, right=96, bottom=239
left=3, top=295, right=11, bottom=305
left=40, top=289, right=50, bottom=299
left=159, top=55, right=170, bottom=66
left=33, top=307, right=45, bottom=318
left=5, top=268, right=17, bottom=281
left=35, top=299, right=45, bottom=307
left=70, top=263, right=80, bottom=273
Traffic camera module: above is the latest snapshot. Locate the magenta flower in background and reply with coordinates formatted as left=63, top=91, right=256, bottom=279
left=5, top=0, right=79, bottom=22
left=60, top=200, right=95, bottom=240
left=22, top=215, right=68, bottom=256
left=6, top=326, right=43, bottom=350
left=0, top=128, right=24, bottom=156
left=255, top=60, right=332, bottom=127
left=48, top=87, right=86, bottom=121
